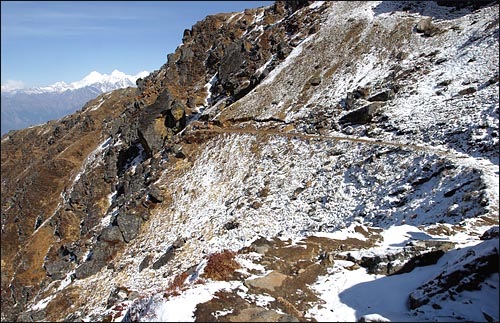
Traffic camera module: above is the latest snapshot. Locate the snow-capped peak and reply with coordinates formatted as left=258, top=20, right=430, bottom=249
left=3, top=70, right=149, bottom=95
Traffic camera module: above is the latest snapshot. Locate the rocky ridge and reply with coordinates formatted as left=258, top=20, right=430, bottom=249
left=1, top=1, right=498, bottom=322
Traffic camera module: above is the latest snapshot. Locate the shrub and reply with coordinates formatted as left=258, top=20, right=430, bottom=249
left=202, top=249, right=240, bottom=281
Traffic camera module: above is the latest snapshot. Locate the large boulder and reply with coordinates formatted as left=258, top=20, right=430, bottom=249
left=117, top=212, right=143, bottom=243
left=339, top=103, right=382, bottom=125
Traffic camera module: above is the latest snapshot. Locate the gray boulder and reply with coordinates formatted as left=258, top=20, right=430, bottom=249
left=152, top=246, right=175, bottom=270
left=117, top=213, right=142, bottom=243
left=339, top=103, right=382, bottom=124
left=368, top=89, right=393, bottom=102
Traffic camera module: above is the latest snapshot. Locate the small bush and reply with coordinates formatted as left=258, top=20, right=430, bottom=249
left=202, top=249, right=240, bottom=281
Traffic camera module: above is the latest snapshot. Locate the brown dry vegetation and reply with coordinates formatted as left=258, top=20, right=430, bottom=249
left=202, top=249, right=240, bottom=281
left=163, top=271, right=190, bottom=297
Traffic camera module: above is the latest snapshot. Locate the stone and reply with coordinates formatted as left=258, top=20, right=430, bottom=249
left=99, top=226, right=124, bottom=244
left=137, top=92, right=172, bottom=156
left=74, top=259, right=106, bottom=280
left=358, top=314, right=391, bottom=322
left=367, top=89, right=393, bottom=102
left=409, top=245, right=498, bottom=309
left=277, top=41, right=291, bottom=59
left=116, top=213, right=142, bottom=243
left=180, top=47, right=194, bottom=62
left=148, top=186, right=163, bottom=203
left=458, top=87, right=477, bottom=96
left=223, top=220, right=240, bottom=231
left=171, top=144, right=186, bottom=159
left=152, top=246, right=175, bottom=270
left=139, top=254, right=153, bottom=272
left=339, top=103, right=382, bottom=124
left=245, top=271, right=288, bottom=291
left=106, top=286, right=131, bottom=309
left=437, top=79, right=452, bottom=87
left=219, top=41, right=245, bottom=81
left=44, top=259, right=71, bottom=280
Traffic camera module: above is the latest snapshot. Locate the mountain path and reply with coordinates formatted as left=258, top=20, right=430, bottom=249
left=193, top=126, right=456, bottom=159
left=191, top=125, right=499, bottom=209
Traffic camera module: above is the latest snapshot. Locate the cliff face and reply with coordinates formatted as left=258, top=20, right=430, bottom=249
left=1, top=1, right=499, bottom=322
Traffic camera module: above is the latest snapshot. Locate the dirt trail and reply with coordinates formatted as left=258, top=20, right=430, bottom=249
left=191, top=125, right=499, bottom=226
left=192, top=125, right=498, bottom=198
left=193, top=126, right=451, bottom=156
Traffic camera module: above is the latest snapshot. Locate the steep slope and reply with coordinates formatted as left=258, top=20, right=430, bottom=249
left=1, top=70, right=148, bottom=134
left=1, top=1, right=498, bottom=322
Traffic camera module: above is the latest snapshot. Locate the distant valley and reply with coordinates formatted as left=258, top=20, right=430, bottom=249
left=1, top=70, right=148, bottom=134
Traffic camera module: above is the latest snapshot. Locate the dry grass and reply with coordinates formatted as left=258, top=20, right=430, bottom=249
left=163, top=271, right=190, bottom=297
left=202, top=249, right=240, bottom=281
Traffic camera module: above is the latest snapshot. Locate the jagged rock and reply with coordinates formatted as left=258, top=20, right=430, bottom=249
left=18, top=310, right=47, bottom=322
left=223, top=220, right=240, bottom=231
left=116, top=213, right=142, bottom=243
left=389, top=250, right=445, bottom=275
left=99, top=226, right=124, bottom=244
left=152, top=246, right=175, bottom=270
left=170, top=101, right=186, bottom=121
left=148, top=186, right=163, bottom=203
left=74, top=259, right=106, bottom=280
left=249, top=237, right=272, bottom=255
left=367, top=89, right=393, bottom=102
left=180, top=47, right=194, bottom=62
left=137, top=92, right=172, bottom=156
left=219, top=41, right=245, bottom=82
left=480, top=226, right=499, bottom=240
left=44, top=258, right=72, bottom=280
left=437, top=79, right=452, bottom=87
left=339, top=103, right=382, bottom=124
left=139, top=254, right=153, bottom=272
left=2, top=2, right=499, bottom=322
left=165, top=105, right=187, bottom=133
left=285, top=0, right=313, bottom=13
left=277, top=41, right=291, bottom=59
left=349, top=241, right=455, bottom=275
left=170, top=144, right=186, bottom=158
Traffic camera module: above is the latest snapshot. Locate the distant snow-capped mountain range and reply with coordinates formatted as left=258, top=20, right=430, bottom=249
left=2, top=70, right=149, bottom=95
left=1, top=70, right=149, bottom=134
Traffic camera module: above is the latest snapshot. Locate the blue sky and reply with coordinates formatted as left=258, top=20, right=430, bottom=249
left=1, top=1, right=272, bottom=89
